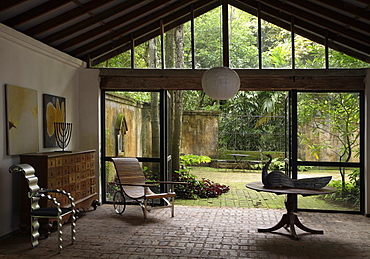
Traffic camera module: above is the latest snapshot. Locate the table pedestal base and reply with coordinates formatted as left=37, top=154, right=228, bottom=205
left=258, top=194, right=324, bottom=240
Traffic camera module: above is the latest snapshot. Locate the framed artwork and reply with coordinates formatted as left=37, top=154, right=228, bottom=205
left=5, top=84, right=39, bottom=155
left=43, top=94, right=66, bottom=148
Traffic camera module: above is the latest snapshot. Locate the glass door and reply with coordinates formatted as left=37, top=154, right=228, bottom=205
left=101, top=90, right=171, bottom=203
left=291, top=90, right=363, bottom=213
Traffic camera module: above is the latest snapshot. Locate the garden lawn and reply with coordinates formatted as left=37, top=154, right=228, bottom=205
left=176, top=166, right=353, bottom=211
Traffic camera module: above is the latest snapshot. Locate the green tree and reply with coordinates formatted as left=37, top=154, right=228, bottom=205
left=298, top=92, right=360, bottom=192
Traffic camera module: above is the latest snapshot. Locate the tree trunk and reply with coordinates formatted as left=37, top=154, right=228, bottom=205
left=149, top=38, right=160, bottom=159
left=172, top=25, right=184, bottom=173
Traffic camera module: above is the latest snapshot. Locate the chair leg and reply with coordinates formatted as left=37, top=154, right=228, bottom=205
left=71, top=212, right=76, bottom=244
left=57, top=216, right=62, bottom=253
left=171, top=197, right=175, bottom=217
left=143, top=199, right=148, bottom=221
left=30, top=217, right=40, bottom=248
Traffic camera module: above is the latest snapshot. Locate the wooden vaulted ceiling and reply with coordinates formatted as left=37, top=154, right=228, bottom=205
left=1, top=0, right=370, bottom=68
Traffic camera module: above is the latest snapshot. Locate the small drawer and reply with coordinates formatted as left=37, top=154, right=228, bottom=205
left=48, top=158, right=56, bottom=168
left=81, top=180, right=87, bottom=190
left=91, top=185, right=97, bottom=194
left=55, top=177, right=63, bottom=187
left=63, top=166, right=69, bottom=175
left=75, top=191, right=82, bottom=201
left=48, top=178, right=58, bottom=189
left=48, top=167, right=57, bottom=178
left=76, top=182, right=81, bottom=192
left=56, top=167, right=63, bottom=177
left=69, top=173, right=76, bottom=183
left=81, top=171, right=88, bottom=180
left=63, top=175, right=69, bottom=185
left=75, top=155, right=82, bottom=163
left=69, top=183, right=76, bottom=193
left=55, top=157, right=63, bottom=167
left=63, top=157, right=69, bottom=164
left=68, top=156, right=75, bottom=163
left=75, top=172, right=81, bottom=182
left=69, top=165, right=76, bottom=174
left=86, top=179, right=91, bottom=188
left=81, top=189, right=86, bottom=198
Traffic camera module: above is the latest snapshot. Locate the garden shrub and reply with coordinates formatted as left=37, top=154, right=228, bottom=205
left=173, top=155, right=230, bottom=199
left=325, top=169, right=360, bottom=207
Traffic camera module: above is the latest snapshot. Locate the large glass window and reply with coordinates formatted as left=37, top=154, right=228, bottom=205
left=102, top=91, right=166, bottom=203
left=94, top=5, right=370, bottom=70
left=194, top=6, right=222, bottom=68
left=297, top=92, right=360, bottom=163
left=261, top=19, right=292, bottom=68
left=292, top=91, right=363, bottom=213
left=229, top=6, right=258, bottom=68
left=329, top=49, right=370, bottom=68
left=295, top=34, right=325, bottom=69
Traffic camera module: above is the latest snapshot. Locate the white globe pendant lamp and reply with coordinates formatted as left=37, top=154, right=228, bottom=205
left=201, top=66, right=240, bottom=100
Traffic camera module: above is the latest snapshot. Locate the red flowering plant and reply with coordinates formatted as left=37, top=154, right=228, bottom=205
left=173, top=155, right=230, bottom=199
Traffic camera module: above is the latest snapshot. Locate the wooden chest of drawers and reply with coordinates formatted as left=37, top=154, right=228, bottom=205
left=19, top=150, right=98, bottom=229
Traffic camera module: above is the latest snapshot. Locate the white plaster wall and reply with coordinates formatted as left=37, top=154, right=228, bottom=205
left=78, top=68, right=100, bottom=199
left=0, top=24, right=100, bottom=237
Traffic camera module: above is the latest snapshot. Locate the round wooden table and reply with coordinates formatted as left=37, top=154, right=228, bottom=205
left=246, top=181, right=337, bottom=240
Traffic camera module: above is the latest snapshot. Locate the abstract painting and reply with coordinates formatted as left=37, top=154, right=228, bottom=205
left=5, top=84, right=39, bottom=155
left=43, top=94, right=66, bottom=148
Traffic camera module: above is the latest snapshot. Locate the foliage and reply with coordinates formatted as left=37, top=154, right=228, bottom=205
left=142, top=165, right=160, bottom=181
left=268, top=158, right=312, bottom=172
left=218, top=91, right=287, bottom=152
left=173, top=155, right=229, bottom=199
left=325, top=169, right=360, bottom=207
left=179, top=154, right=211, bottom=167
left=268, top=158, right=285, bottom=171
left=95, top=5, right=369, bottom=70
left=190, top=7, right=223, bottom=68
left=98, top=5, right=367, bottom=206
left=298, top=92, right=360, bottom=191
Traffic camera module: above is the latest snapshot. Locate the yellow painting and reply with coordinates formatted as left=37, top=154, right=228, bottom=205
left=5, top=84, right=39, bottom=155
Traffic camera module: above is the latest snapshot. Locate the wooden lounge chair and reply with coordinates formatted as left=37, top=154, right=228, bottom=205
left=111, top=157, right=183, bottom=220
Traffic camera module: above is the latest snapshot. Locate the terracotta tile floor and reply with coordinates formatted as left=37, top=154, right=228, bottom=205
left=1, top=204, right=370, bottom=258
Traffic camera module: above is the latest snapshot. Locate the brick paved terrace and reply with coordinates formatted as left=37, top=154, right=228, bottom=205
left=1, top=204, right=370, bottom=258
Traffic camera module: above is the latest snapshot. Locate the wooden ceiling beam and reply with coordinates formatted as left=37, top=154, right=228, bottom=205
left=315, top=0, right=370, bottom=22
left=69, top=0, right=194, bottom=57
left=91, top=0, right=370, bottom=66
left=234, top=0, right=370, bottom=62
left=0, top=0, right=27, bottom=12
left=99, top=69, right=366, bottom=91
left=56, top=0, right=173, bottom=50
left=258, top=0, right=370, bottom=46
left=88, top=1, right=219, bottom=65
left=41, top=0, right=146, bottom=44
left=23, top=0, right=114, bottom=37
left=287, top=0, right=370, bottom=35
left=2, top=0, right=71, bottom=27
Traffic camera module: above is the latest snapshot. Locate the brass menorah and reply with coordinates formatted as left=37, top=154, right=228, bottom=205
left=54, top=122, right=72, bottom=152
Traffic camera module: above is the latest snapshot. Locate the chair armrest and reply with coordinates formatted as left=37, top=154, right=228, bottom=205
left=39, top=188, right=75, bottom=208
left=32, top=192, right=61, bottom=207
left=148, top=181, right=189, bottom=185
left=117, top=183, right=158, bottom=187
